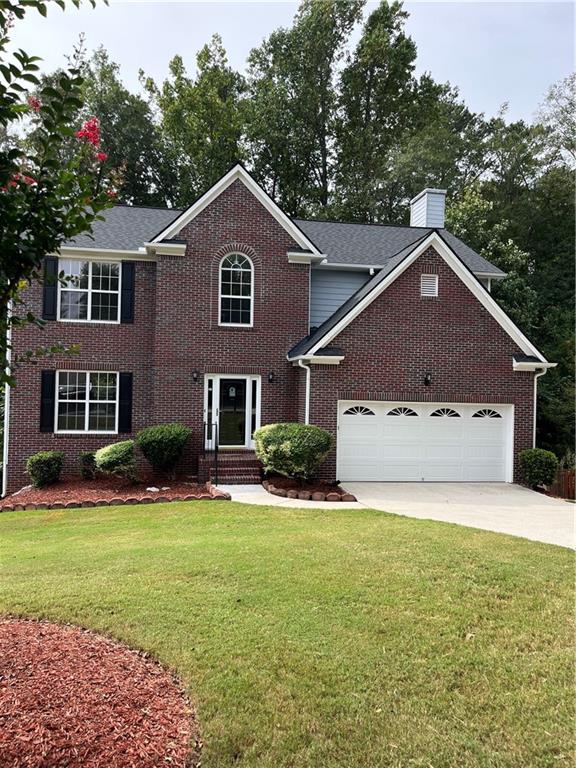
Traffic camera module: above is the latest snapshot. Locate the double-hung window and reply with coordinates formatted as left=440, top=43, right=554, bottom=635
left=219, top=253, right=253, bottom=326
left=56, top=371, right=118, bottom=433
left=58, top=259, right=121, bottom=322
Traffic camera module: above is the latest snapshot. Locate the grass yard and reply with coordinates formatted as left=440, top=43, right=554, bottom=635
left=0, top=501, right=572, bottom=767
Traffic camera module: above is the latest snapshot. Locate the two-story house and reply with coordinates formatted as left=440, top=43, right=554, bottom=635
left=3, top=165, right=554, bottom=493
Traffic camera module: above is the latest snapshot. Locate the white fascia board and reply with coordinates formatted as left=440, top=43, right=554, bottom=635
left=475, top=271, right=507, bottom=280
left=291, top=355, right=344, bottom=365
left=313, top=262, right=380, bottom=272
left=306, top=231, right=549, bottom=362
left=151, top=165, right=323, bottom=256
left=58, top=246, right=153, bottom=261
left=142, top=241, right=186, bottom=257
left=287, top=251, right=326, bottom=265
left=513, top=361, right=557, bottom=372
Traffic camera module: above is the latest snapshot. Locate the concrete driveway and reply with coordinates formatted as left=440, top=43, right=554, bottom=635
left=343, top=482, right=575, bottom=549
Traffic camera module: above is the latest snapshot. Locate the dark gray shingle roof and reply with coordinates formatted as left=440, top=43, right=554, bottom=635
left=64, top=205, right=504, bottom=278
left=295, top=219, right=504, bottom=276
left=66, top=206, right=182, bottom=251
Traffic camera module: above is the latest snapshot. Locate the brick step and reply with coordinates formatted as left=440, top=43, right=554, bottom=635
left=210, top=474, right=261, bottom=485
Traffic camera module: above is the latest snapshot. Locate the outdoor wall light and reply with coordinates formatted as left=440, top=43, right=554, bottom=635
left=268, top=371, right=275, bottom=384
left=192, top=370, right=200, bottom=383
left=424, top=372, right=432, bottom=386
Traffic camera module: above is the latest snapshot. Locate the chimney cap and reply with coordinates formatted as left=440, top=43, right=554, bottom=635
left=409, top=188, right=447, bottom=205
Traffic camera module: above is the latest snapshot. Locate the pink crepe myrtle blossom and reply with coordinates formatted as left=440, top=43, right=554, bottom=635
left=106, top=189, right=117, bottom=199
left=96, top=152, right=108, bottom=162
left=75, top=117, right=100, bottom=147
left=27, top=96, right=41, bottom=112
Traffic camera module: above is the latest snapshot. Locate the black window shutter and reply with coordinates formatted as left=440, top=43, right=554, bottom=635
left=118, top=372, right=133, bottom=433
left=120, top=262, right=135, bottom=323
left=40, top=370, right=56, bottom=432
left=42, top=257, right=58, bottom=320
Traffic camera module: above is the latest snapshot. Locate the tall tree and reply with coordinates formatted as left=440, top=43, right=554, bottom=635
left=143, top=35, right=246, bottom=207
left=246, top=0, right=364, bottom=216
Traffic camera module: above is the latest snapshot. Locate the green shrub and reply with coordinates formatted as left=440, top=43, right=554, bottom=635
left=79, top=450, right=97, bottom=480
left=95, top=440, right=136, bottom=481
left=518, top=448, right=558, bottom=488
left=254, top=423, right=333, bottom=481
left=136, top=423, right=192, bottom=475
left=26, top=450, right=64, bottom=488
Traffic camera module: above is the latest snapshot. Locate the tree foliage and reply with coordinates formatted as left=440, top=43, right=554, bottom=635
left=0, top=0, right=115, bottom=386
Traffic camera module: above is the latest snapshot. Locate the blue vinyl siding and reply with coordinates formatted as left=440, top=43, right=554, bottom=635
left=310, top=269, right=371, bottom=328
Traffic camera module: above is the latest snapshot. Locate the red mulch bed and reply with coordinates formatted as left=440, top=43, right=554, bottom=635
left=0, top=617, right=200, bottom=767
left=1, top=476, right=229, bottom=511
left=263, top=476, right=356, bottom=502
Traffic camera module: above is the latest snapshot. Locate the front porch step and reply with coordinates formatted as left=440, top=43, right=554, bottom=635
left=199, top=450, right=262, bottom=484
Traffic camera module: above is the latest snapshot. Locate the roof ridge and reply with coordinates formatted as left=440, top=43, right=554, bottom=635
left=294, top=217, right=433, bottom=231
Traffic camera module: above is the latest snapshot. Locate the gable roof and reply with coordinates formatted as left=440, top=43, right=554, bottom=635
left=150, top=164, right=323, bottom=255
left=295, top=219, right=504, bottom=276
left=288, top=231, right=547, bottom=363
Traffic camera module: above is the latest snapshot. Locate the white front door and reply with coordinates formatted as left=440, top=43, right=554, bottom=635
left=203, top=375, right=261, bottom=449
left=337, top=401, right=514, bottom=482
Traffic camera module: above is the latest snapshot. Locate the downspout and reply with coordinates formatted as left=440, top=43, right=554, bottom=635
left=297, top=359, right=311, bottom=425
left=2, top=301, right=13, bottom=498
left=533, top=368, right=548, bottom=447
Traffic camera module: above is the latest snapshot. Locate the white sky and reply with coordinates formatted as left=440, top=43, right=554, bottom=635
left=8, top=0, right=575, bottom=122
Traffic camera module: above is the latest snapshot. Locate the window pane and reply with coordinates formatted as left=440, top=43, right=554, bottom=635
left=60, top=291, right=88, bottom=320
left=61, top=259, right=89, bottom=289
left=58, top=402, right=86, bottom=431
left=58, top=372, right=86, bottom=400
left=91, top=292, right=118, bottom=322
left=89, top=372, right=117, bottom=401
left=92, top=262, right=119, bottom=292
left=88, top=403, right=116, bottom=431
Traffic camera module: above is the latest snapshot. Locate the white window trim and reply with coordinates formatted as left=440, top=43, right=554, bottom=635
left=218, top=253, right=254, bottom=328
left=420, top=273, right=438, bottom=297
left=54, top=370, right=119, bottom=434
left=57, top=258, right=122, bottom=324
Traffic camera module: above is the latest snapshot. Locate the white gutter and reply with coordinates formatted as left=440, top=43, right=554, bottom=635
left=2, top=301, right=12, bottom=497
left=533, top=368, right=549, bottom=447
left=297, top=359, right=311, bottom=424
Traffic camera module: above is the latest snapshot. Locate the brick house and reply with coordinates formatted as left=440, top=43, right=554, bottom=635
left=3, top=165, right=554, bottom=493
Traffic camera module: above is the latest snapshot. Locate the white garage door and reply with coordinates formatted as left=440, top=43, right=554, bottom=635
left=337, top=402, right=513, bottom=482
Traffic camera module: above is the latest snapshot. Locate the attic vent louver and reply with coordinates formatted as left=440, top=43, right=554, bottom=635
left=420, top=274, right=438, bottom=297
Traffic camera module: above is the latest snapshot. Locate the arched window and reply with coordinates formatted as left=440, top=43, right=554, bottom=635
left=430, top=407, right=461, bottom=417
left=472, top=408, right=502, bottom=418
left=343, top=405, right=375, bottom=416
left=387, top=407, right=418, bottom=416
left=219, top=253, right=253, bottom=326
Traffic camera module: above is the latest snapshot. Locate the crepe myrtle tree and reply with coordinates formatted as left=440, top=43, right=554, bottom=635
left=0, top=0, right=116, bottom=386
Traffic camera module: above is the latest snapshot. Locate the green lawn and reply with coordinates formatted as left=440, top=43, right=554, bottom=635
left=0, top=502, right=572, bottom=768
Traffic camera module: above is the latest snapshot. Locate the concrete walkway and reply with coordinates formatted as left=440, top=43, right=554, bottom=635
left=220, top=482, right=575, bottom=549
left=344, top=482, right=575, bottom=549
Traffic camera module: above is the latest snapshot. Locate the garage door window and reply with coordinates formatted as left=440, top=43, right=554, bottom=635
left=343, top=405, right=375, bottom=416
left=387, top=407, right=418, bottom=416
left=472, top=408, right=502, bottom=418
left=430, top=407, right=461, bottom=417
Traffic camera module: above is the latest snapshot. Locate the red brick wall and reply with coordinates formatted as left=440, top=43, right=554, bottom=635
left=304, top=247, right=534, bottom=481
left=7, top=261, right=157, bottom=490
left=6, top=179, right=310, bottom=491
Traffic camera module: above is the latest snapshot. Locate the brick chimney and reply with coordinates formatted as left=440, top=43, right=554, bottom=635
left=410, top=188, right=447, bottom=228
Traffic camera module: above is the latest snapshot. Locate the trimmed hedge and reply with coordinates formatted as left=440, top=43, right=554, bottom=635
left=254, top=423, right=333, bottom=481
left=95, top=440, right=136, bottom=481
left=79, top=450, right=97, bottom=480
left=518, top=448, right=558, bottom=488
left=136, top=423, right=192, bottom=475
left=26, top=450, right=64, bottom=488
